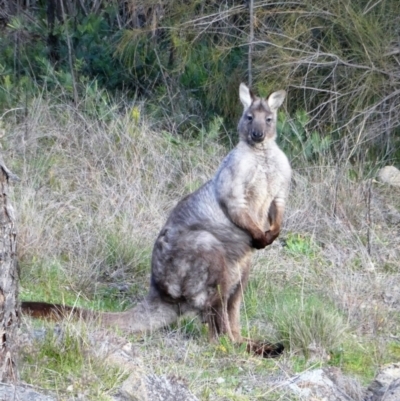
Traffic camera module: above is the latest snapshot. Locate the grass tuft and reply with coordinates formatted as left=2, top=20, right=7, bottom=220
left=21, top=322, right=128, bottom=400
left=264, top=287, right=347, bottom=359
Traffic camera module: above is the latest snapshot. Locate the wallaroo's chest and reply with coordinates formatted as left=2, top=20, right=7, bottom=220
left=240, top=144, right=288, bottom=187
left=214, top=140, right=291, bottom=208
left=244, top=160, right=281, bottom=206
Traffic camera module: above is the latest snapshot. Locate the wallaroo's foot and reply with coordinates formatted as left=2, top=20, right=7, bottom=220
left=245, top=339, right=284, bottom=358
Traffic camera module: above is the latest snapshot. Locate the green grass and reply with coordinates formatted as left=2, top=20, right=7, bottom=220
left=242, top=263, right=399, bottom=387
left=103, top=226, right=151, bottom=271
left=265, top=288, right=347, bottom=358
left=20, top=258, right=129, bottom=312
left=242, top=271, right=393, bottom=384
left=20, top=259, right=78, bottom=303
left=21, top=323, right=128, bottom=400
left=329, top=341, right=377, bottom=384
left=386, top=342, right=400, bottom=361
left=283, top=233, right=318, bottom=258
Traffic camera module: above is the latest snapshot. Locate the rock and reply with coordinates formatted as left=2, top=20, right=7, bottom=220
left=88, top=332, right=199, bottom=401
left=144, top=375, right=199, bottom=401
left=366, top=362, right=400, bottom=401
left=383, top=285, right=400, bottom=310
left=0, top=383, right=56, bottom=401
left=119, top=373, right=199, bottom=401
left=324, top=367, right=364, bottom=400
left=377, top=166, right=400, bottom=187
left=284, top=367, right=363, bottom=401
left=104, top=346, right=144, bottom=374
left=119, top=370, right=149, bottom=401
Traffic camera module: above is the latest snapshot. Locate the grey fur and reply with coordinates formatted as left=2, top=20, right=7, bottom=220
left=102, top=83, right=292, bottom=342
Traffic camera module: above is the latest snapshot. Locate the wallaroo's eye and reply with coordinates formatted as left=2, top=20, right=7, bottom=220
left=247, top=114, right=253, bottom=121
left=266, top=116, right=272, bottom=123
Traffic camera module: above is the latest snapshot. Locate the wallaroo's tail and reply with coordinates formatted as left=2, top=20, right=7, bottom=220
left=21, top=296, right=180, bottom=334
left=100, top=297, right=180, bottom=333
left=21, top=301, right=96, bottom=321
left=21, top=300, right=285, bottom=358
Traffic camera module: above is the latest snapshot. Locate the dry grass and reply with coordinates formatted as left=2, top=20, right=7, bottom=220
left=4, top=93, right=400, bottom=400
left=7, top=94, right=225, bottom=300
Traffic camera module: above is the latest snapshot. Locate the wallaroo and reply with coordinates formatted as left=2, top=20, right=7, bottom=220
left=22, top=83, right=292, bottom=357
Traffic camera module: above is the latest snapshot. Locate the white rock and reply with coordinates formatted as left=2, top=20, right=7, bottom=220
left=377, top=166, right=400, bottom=187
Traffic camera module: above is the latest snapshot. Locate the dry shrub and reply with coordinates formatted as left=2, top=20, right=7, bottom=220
left=6, top=95, right=225, bottom=295
left=280, top=162, right=400, bottom=334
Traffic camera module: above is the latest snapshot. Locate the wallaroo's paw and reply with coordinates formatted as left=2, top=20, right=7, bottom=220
left=251, top=235, right=268, bottom=249
left=265, top=230, right=279, bottom=245
left=245, top=339, right=284, bottom=358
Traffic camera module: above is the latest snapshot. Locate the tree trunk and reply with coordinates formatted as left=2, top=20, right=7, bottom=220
left=0, top=156, right=19, bottom=382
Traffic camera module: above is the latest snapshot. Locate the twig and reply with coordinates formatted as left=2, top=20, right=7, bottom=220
left=60, top=0, right=79, bottom=105
left=363, top=0, right=384, bottom=15
left=153, top=48, right=175, bottom=115
left=332, top=163, right=341, bottom=218
left=365, top=178, right=372, bottom=256
left=248, top=0, right=254, bottom=87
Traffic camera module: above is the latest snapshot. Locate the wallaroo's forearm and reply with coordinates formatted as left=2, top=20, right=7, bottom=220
left=236, top=213, right=264, bottom=238
left=226, top=210, right=270, bottom=249
left=268, top=199, right=285, bottom=234
left=264, top=200, right=286, bottom=245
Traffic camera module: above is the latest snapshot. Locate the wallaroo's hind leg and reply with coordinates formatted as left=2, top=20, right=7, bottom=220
left=207, top=285, right=285, bottom=358
left=206, top=298, right=234, bottom=343
left=227, top=260, right=252, bottom=342
left=204, top=260, right=235, bottom=342
left=225, top=259, right=285, bottom=358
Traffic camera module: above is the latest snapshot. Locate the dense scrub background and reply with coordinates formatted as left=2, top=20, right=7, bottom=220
left=1, top=0, right=400, bottom=165
left=1, top=1, right=400, bottom=400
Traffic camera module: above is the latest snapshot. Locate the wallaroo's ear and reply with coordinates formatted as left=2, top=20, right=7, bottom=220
left=239, top=83, right=253, bottom=109
left=268, top=90, right=286, bottom=111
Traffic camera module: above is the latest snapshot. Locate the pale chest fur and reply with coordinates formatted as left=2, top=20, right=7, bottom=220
left=243, top=146, right=289, bottom=228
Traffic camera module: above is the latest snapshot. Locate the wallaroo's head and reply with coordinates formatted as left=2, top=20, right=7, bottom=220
left=238, top=83, right=286, bottom=146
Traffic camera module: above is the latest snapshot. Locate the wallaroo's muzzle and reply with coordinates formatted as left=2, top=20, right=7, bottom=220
left=251, top=130, right=265, bottom=142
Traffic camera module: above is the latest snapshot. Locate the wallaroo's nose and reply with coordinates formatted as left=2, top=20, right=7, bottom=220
left=251, top=130, right=264, bottom=142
